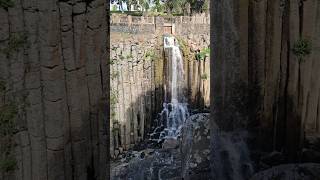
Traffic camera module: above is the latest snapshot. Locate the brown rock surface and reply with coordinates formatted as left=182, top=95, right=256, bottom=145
left=0, top=0, right=108, bottom=179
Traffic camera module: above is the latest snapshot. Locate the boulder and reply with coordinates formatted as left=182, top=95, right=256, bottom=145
left=250, top=163, right=320, bottom=180
left=162, top=138, right=179, bottom=149
left=180, top=113, right=211, bottom=179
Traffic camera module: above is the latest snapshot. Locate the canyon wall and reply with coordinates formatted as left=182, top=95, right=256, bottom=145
left=0, top=0, right=108, bottom=179
left=110, top=15, right=210, bottom=158
left=211, top=0, right=320, bottom=161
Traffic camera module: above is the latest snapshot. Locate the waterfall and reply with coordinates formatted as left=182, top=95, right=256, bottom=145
left=159, top=36, right=189, bottom=139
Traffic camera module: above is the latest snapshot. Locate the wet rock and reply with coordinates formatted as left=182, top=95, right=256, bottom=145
left=260, top=151, right=286, bottom=167
left=140, top=152, right=145, bottom=159
left=250, top=163, right=320, bottom=180
left=302, top=148, right=320, bottom=163
left=162, top=138, right=179, bottom=149
left=181, top=113, right=211, bottom=179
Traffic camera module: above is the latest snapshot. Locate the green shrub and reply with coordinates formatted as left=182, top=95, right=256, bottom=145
left=111, top=71, right=119, bottom=80
left=126, top=54, right=133, bottom=59
left=0, top=156, right=16, bottom=173
left=0, top=81, right=5, bottom=93
left=144, top=49, right=160, bottom=61
left=292, top=39, right=311, bottom=61
left=199, top=47, right=210, bottom=60
left=201, top=73, right=208, bottom=80
left=0, top=103, right=17, bottom=136
left=1, top=32, right=28, bottom=57
left=0, top=0, right=14, bottom=9
left=110, top=91, right=118, bottom=106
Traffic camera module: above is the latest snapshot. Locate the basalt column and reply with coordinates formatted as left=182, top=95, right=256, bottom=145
left=211, top=0, right=320, bottom=162
left=0, top=0, right=108, bottom=179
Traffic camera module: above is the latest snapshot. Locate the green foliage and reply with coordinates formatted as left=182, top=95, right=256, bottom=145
left=0, top=103, right=18, bottom=136
left=201, top=73, right=208, bottom=80
left=175, top=36, right=190, bottom=58
left=111, top=4, right=118, bottom=11
left=110, top=10, right=143, bottom=16
left=119, top=55, right=125, bottom=60
left=109, top=58, right=116, bottom=65
left=111, top=71, right=120, bottom=80
left=144, top=49, right=161, bottom=62
left=198, top=47, right=210, bottom=60
left=292, top=39, right=311, bottom=61
left=0, top=0, right=14, bottom=9
left=1, top=32, right=28, bottom=57
left=0, top=81, right=5, bottom=94
left=126, top=54, right=133, bottom=59
left=0, top=156, right=16, bottom=173
left=0, top=82, right=18, bottom=173
left=111, top=0, right=208, bottom=15
left=110, top=91, right=118, bottom=106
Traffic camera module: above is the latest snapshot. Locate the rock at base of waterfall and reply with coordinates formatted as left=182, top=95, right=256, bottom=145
left=260, top=151, right=286, bottom=167
left=181, top=113, right=211, bottom=179
left=250, top=163, right=320, bottom=180
left=162, top=138, right=179, bottom=149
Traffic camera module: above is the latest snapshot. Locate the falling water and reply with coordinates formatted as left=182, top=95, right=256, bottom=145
left=159, top=36, right=189, bottom=138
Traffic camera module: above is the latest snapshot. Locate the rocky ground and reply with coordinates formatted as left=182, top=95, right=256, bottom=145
left=110, top=112, right=320, bottom=180
left=110, top=113, right=211, bottom=180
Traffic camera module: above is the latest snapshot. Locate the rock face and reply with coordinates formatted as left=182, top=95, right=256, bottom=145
left=250, top=163, right=320, bottom=180
left=181, top=113, right=211, bottom=179
left=111, top=113, right=212, bottom=180
left=211, top=0, right=320, bottom=161
left=0, top=0, right=108, bottom=179
left=110, top=16, right=210, bottom=157
left=110, top=148, right=182, bottom=180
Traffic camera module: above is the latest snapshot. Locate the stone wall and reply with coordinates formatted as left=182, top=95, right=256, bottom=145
left=110, top=16, right=210, bottom=157
left=211, top=0, right=320, bottom=161
left=110, top=14, right=210, bottom=35
left=0, top=0, right=108, bottom=179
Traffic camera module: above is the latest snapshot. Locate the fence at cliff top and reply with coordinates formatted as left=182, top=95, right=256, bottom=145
left=110, top=14, right=210, bottom=25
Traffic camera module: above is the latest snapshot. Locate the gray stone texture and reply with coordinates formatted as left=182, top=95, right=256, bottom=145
left=0, top=0, right=108, bottom=179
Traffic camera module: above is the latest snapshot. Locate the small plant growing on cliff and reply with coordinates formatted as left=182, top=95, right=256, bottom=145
left=111, top=71, right=119, bottom=80
left=0, top=80, right=5, bottom=94
left=1, top=32, right=28, bottom=57
left=0, top=0, right=14, bottom=9
left=292, top=39, right=311, bottom=61
left=126, top=54, right=133, bottom=59
left=0, top=156, right=16, bottom=173
left=0, top=103, right=18, bottom=136
left=144, top=50, right=156, bottom=59
left=201, top=73, right=208, bottom=80
left=199, top=47, right=210, bottom=60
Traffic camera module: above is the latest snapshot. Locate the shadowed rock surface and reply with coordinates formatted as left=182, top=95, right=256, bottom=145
left=250, top=163, right=320, bottom=180
left=0, top=0, right=108, bottom=179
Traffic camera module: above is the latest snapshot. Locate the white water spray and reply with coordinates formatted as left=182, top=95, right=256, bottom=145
left=160, top=36, right=189, bottom=138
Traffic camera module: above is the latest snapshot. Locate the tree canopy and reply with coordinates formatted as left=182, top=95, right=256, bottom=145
left=110, top=0, right=209, bottom=15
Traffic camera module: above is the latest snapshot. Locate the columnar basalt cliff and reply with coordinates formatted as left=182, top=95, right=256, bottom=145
left=211, top=0, right=320, bottom=170
left=0, top=0, right=108, bottom=179
left=110, top=15, right=210, bottom=158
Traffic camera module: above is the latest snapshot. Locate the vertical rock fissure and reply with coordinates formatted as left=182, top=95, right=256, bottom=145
left=38, top=4, right=49, bottom=179
left=57, top=2, right=74, bottom=179
left=20, top=0, right=30, bottom=178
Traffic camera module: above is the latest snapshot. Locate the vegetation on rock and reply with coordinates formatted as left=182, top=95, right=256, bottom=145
left=0, top=83, right=18, bottom=174
left=201, top=73, right=208, bottom=80
left=110, top=0, right=209, bottom=16
left=1, top=32, right=28, bottom=57
left=0, top=156, right=16, bottom=173
left=198, top=47, right=210, bottom=60
left=292, top=39, right=311, bottom=61
left=0, top=0, right=14, bottom=9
